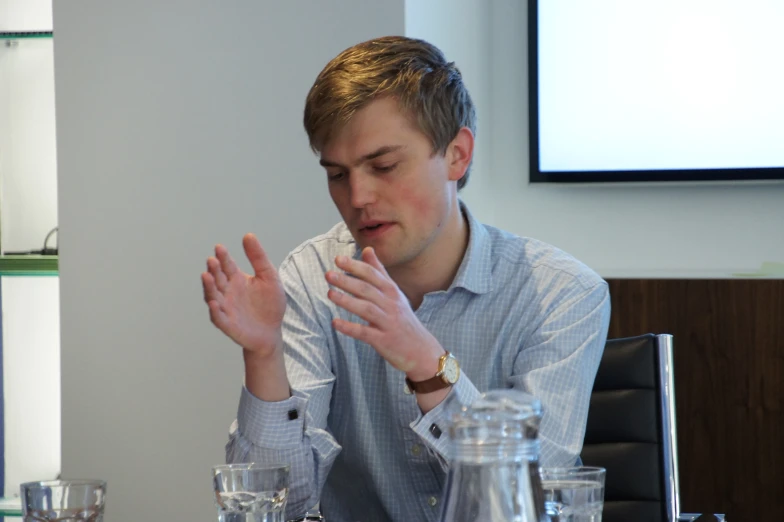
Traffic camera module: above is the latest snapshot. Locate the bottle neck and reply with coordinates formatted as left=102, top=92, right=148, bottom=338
left=451, top=439, right=540, bottom=465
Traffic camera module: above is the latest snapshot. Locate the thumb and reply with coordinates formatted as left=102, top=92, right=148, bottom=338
left=243, top=233, right=275, bottom=278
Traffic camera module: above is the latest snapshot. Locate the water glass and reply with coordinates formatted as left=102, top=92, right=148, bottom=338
left=20, top=479, right=106, bottom=522
left=213, top=463, right=289, bottom=522
left=539, top=466, right=605, bottom=522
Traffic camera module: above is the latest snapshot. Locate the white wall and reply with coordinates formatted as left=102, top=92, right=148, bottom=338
left=485, top=1, right=784, bottom=278
left=53, top=1, right=404, bottom=521
left=0, top=0, right=52, bottom=32
left=0, top=20, right=57, bottom=253
left=1, top=276, right=61, bottom=498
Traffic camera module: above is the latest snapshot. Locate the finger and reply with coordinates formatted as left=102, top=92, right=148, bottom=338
left=328, top=288, right=385, bottom=326
left=325, top=269, right=385, bottom=307
left=335, top=254, right=390, bottom=292
left=332, top=318, right=415, bottom=373
left=208, top=300, right=229, bottom=330
left=202, top=272, right=224, bottom=305
left=361, top=247, right=390, bottom=277
left=207, top=257, right=228, bottom=293
left=243, top=233, right=276, bottom=279
left=332, top=317, right=381, bottom=346
left=215, top=244, right=239, bottom=278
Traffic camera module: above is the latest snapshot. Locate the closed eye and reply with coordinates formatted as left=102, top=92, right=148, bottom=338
left=373, top=163, right=398, bottom=174
left=327, top=171, right=347, bottom=182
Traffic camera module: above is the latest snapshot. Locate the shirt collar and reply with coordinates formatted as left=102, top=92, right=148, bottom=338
left=449, top=200, right=494, bottom=295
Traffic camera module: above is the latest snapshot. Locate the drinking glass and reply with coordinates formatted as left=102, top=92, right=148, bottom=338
left=213, top=463, right=289, bottom=522
left=539, top=466, right=605, bottom=522
left=20, top=479, right=106, bottom=522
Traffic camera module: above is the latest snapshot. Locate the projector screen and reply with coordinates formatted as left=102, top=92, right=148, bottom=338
left=528, top=0, right=784, bottom=183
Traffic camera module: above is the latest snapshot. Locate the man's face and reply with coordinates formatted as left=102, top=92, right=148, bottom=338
left=319, top=97, right=463, bottom=271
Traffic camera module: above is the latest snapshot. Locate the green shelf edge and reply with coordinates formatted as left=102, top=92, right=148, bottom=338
left=0, top=31, right=53, bottom=39
left=0, top=255, right=59, bottom=276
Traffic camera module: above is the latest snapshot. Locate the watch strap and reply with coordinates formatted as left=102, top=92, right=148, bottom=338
left=405, top=374, right=451, bottom=394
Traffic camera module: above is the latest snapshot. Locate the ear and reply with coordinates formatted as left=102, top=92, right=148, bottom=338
left=446, top=127, right=475, bottom=183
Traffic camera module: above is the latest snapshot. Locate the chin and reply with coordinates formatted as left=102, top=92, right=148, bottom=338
left=372, top=249, right=391, bottom=266
left=371, top=248, right=398, bottom=269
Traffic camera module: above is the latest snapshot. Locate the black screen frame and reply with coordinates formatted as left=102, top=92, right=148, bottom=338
left=527, top=0, right=784, bottom=184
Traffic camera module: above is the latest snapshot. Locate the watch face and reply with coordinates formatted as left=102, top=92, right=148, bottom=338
left=442, top=357, right=460, bottom=384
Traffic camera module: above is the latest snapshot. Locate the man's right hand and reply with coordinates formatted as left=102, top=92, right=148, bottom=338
left=202, top=233, right=286, bottom=358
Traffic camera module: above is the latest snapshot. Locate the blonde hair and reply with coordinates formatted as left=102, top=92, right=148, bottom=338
left=303, top=36, right=476, bottom=190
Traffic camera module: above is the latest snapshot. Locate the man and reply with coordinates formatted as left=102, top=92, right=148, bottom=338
left=201, top=36, right=610, bottom=522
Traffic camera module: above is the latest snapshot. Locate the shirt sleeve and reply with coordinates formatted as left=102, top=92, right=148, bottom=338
left=409, top=371, right=481, bottom=470
left=225, top=256, right=341, bottom=520
left=510, top=280, right=611, bottom=466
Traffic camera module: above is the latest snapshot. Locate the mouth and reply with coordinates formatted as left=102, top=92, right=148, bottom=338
left=357, top=222, right=394, bottom=238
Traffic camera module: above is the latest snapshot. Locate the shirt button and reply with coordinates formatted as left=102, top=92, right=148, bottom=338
left=428, top=496, right=438, bottom=507
left=411, top=444, right=422, bottom=456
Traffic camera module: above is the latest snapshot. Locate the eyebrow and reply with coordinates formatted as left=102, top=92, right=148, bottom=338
left=319, top=145, right=404, bottom=169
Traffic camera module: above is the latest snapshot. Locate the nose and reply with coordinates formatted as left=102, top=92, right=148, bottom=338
left=349, top=171, right=378, bottom=208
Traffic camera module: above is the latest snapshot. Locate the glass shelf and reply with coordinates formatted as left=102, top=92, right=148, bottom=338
left=0, top=496, right=22, bottom=516
left=0, top=31, right=53, bottom=40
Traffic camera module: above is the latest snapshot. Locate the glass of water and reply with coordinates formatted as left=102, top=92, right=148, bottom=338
left=539, top=466, right=605, bottom=522
left=213, top=463, right=289, bottom=522
left=20, top=479, right=106, bottom=522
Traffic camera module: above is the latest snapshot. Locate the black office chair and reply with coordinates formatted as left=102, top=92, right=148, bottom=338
left=581, top=333, right=725, bottom=522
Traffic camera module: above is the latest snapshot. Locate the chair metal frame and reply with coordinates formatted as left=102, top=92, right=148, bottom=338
left=655, top=334, right=726, bottom=522
left=657, top=334, right=680, bottom=521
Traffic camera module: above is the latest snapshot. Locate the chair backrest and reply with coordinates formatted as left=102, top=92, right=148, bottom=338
left=581, top=334, right=681, bottom=522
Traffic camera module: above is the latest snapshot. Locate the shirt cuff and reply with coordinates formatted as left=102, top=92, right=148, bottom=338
left=236, top=386, right=308, bottom=450
left=409, top=373, right=481, bottom=461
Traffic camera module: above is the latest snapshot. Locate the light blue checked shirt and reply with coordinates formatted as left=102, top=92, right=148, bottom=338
left=226, top=203, right=610, bottom=522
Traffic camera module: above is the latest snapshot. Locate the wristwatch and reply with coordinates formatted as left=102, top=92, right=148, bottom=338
left=405, top=352, right=460, bottom=394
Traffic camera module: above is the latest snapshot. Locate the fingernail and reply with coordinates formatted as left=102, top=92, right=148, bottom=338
left=336, top=255, right=348, bottom=264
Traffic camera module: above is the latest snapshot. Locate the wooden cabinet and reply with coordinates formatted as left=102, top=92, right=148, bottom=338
left=607, top=278, right=784, bottom=521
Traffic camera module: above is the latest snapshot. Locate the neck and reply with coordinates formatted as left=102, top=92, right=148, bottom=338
left=388, top=201, right=469, bottom=310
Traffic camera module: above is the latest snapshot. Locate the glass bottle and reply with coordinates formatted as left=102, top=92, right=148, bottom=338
left=439, top=389, right=548, bottom=522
